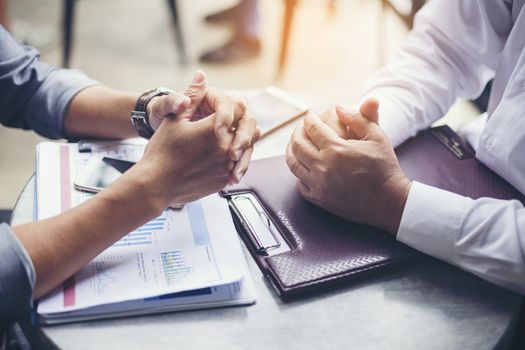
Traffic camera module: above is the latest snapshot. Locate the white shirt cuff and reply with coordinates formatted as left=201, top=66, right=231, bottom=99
left=396, top=181, right=472, bottom=262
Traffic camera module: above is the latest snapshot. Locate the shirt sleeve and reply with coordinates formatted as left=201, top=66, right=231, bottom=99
left=0, top=224, right=36, bottom=330
left=0, top=25, right=98, bottom=139
left=362, top=0, right=512, bottom=147
left=398, top=182, right=525, bottom=295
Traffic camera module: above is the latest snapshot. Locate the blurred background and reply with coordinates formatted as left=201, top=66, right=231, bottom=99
left=0, top=0, right=478, bottom=213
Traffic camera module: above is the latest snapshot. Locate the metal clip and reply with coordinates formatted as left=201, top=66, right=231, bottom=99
left=229, top=193, right=290, bottom=256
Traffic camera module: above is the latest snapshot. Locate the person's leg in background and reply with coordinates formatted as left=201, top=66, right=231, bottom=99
left=200, top=0, right=261, bottom=63
left=0, top=0, right=10, bottom=30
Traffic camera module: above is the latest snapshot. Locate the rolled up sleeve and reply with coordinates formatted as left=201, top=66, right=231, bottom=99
left=0, top=224, right=35, bottom=330
left=0, top=26, right=98, bottom=138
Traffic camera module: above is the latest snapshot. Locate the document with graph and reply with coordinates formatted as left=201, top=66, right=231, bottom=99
left=35, top=141, right=256, bottom=323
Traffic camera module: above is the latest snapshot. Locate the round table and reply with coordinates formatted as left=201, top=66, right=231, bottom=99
left=11, top=101, right=522, bottom=350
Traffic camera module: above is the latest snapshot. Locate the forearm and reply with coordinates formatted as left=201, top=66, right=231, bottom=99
left=12, top=161, right=166, bottom=298
left=64, top=85, right=139, bottom=139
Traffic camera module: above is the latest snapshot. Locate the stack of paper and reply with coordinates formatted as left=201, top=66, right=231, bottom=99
left=35, top=141, right=256, bottom=324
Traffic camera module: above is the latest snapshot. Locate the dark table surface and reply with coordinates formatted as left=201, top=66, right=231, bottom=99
left=12, top=173, right=522, bottom=350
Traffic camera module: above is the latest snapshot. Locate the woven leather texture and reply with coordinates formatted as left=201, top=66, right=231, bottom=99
left=222, top=126, right=524, bottom=298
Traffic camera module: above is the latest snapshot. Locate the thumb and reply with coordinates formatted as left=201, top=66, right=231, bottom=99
left=147, top=93, right=191, bottom=130
left=179, top=70, right=208, bottom=120
left=335, top=100, right=381, bottom=140
left=359, top=98, right=379, bottom=125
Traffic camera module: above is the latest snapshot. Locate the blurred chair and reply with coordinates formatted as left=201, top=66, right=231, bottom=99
left=62, top=0, right=187, bottom=68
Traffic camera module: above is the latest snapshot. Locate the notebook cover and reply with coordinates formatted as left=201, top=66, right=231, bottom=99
left=220, top=126, right=525, bottom=299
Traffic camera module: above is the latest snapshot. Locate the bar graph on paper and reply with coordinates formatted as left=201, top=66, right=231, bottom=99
left=161, top=251, right=193, bottom=285
left=112, top=212, right=168, bottom=247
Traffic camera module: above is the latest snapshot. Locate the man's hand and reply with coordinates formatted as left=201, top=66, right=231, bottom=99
left=147, top=71, right=260, bottom=184
left=285, top=99, right=411, bottom=234
left=140, top=106, right=235, bottom=207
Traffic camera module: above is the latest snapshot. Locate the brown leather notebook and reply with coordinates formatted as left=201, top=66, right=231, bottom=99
left=220, top=126, right=525, bottom=299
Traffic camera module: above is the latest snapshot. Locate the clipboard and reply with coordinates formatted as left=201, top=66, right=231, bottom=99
left=220, top=126, right=525, bottom=299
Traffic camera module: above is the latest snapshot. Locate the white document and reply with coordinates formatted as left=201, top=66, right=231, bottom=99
left=35, top=141, right=255, bottom=315
left=39, top=278, right=256, bottom=325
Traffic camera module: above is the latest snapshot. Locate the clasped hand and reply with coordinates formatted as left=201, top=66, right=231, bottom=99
left=138, top=71, right=260, bottom=208
left=285, top=99, right=411, bottom=234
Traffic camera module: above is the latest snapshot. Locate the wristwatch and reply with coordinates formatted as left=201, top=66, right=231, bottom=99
left=131, top=87, right=174, bottom=139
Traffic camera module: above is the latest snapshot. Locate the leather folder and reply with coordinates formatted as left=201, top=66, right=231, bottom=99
left=220, top=125, right=525, bottom=299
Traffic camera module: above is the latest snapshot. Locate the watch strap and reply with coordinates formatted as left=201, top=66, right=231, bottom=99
left=131, top=89, right=171, bottom=139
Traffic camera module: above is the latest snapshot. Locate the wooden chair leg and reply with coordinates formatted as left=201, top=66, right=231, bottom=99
left=166, top=0, right=187, bottom=66
left=62, top=0, right=75, bottom=68
left=328, top=0, right=336, bottom=18
left=276, top=0, right=298, bottom=79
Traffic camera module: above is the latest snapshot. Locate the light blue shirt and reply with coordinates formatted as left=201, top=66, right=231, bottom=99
left=0, top=25, right=97, bottom=330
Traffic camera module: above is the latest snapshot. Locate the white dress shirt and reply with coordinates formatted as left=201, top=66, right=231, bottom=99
left=362, top=0, right=525, bottom=295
